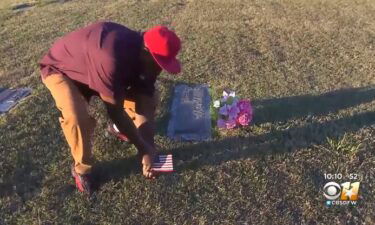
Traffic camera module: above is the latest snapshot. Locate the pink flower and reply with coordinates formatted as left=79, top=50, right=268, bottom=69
left=237, top=100, right=252, bottom=113
left=226, top=119, right=237, bottom=129
left=217, top=96, right=253, bottom=129
left=236, top=112, right=252, bottom=126
left=217, top=119, right=226, bottom=129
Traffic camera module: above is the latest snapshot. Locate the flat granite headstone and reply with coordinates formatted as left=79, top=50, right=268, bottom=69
left=0, top=88, right=32, bottom=114
left=167, top=84, right=211, bottom=141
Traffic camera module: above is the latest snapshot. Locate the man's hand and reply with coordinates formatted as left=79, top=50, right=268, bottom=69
left=135, top=139, right=157, bottom=179
left=132, top=137, right=158, bottom=179
left=141, top=150, right=156, bottom=179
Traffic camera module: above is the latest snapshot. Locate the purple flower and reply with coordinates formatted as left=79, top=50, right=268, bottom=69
left=219, top=105, right=229, bottom=116
left=228, top=104, right=240, bottom=120
left=217, top=119, right=226, bottom=129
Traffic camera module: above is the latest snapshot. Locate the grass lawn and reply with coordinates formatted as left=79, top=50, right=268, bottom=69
left=1, top=0, right=375, bottom=224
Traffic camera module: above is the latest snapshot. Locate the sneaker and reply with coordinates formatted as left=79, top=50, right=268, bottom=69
left=71, top=164, right=93, bottom=195
left=107, top=123, right=129, bottom=142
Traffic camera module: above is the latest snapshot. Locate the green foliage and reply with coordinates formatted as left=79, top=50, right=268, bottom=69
left=326, top=134, right=362, bottom=155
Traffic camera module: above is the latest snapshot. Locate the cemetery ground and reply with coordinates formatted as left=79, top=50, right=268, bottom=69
left=0, top=0, right=375, bottom=224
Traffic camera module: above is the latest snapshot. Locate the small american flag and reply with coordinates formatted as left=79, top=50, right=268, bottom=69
left=152, top=154, right=174, bottom=172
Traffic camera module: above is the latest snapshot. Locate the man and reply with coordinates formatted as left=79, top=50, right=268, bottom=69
left=39, top=21, right=182, bottom=194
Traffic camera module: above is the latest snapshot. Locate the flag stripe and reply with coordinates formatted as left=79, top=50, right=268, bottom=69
left=152, top=170, right=174, bottom=172
left=159, top=156, right=172, bottom=158
left=153, top=169, right=173, bottom=171
left=152, top=154, right=174, bottom=172
left=158, top=158, right=172, bottom=160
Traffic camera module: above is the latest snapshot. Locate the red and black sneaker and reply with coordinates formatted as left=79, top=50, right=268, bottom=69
left=71, top=164, right=93, bottom=195
left=107, top=123, right=129, bottom=142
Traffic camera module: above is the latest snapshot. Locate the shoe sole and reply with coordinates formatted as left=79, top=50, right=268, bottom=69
left=71, top=164, right=91, bottom=194
left=107, top=124, right=129, bottom=142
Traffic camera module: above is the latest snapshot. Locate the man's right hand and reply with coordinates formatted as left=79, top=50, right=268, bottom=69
left=133, top=137, right=157, bottom=179
left=140, top=144, right=157, bottom=179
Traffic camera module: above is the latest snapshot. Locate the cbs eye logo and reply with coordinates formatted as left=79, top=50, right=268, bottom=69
left=323, top=181, right=360, bottom=201
left=323, top=182, right=341, bottom=200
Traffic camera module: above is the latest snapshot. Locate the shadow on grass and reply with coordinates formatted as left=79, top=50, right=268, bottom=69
left=172, top=110, right=375, bottom=168
left=253, top=86, right=375, bottom=124
left=171, top=86, right=375, bottom=167
left=0, top=150, right=44, bottom=200
left=95, top=155, right=139, bottom=185
left=97, top=86, right=375, bottom=186
left=169, top=86, right=375, bottom=170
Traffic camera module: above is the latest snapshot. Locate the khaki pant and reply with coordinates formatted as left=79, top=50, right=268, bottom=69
left=43, top=74, right=149, bottom=175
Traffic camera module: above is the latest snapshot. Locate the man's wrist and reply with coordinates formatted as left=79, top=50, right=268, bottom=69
left=134, top=137, right=151, bottom=155
left=132, top=136, right=144, bottom=149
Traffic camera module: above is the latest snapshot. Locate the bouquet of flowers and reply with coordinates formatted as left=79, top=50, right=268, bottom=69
left=213, top=90, right=253, bottom=129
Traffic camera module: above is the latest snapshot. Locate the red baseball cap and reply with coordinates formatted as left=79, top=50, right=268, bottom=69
left=143, top=25, right=181, bottom=74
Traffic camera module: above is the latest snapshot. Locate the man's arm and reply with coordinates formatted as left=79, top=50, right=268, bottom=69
left=101, top=93, right=156, bottom=179
left=100, top=93, right=149, bottom=155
